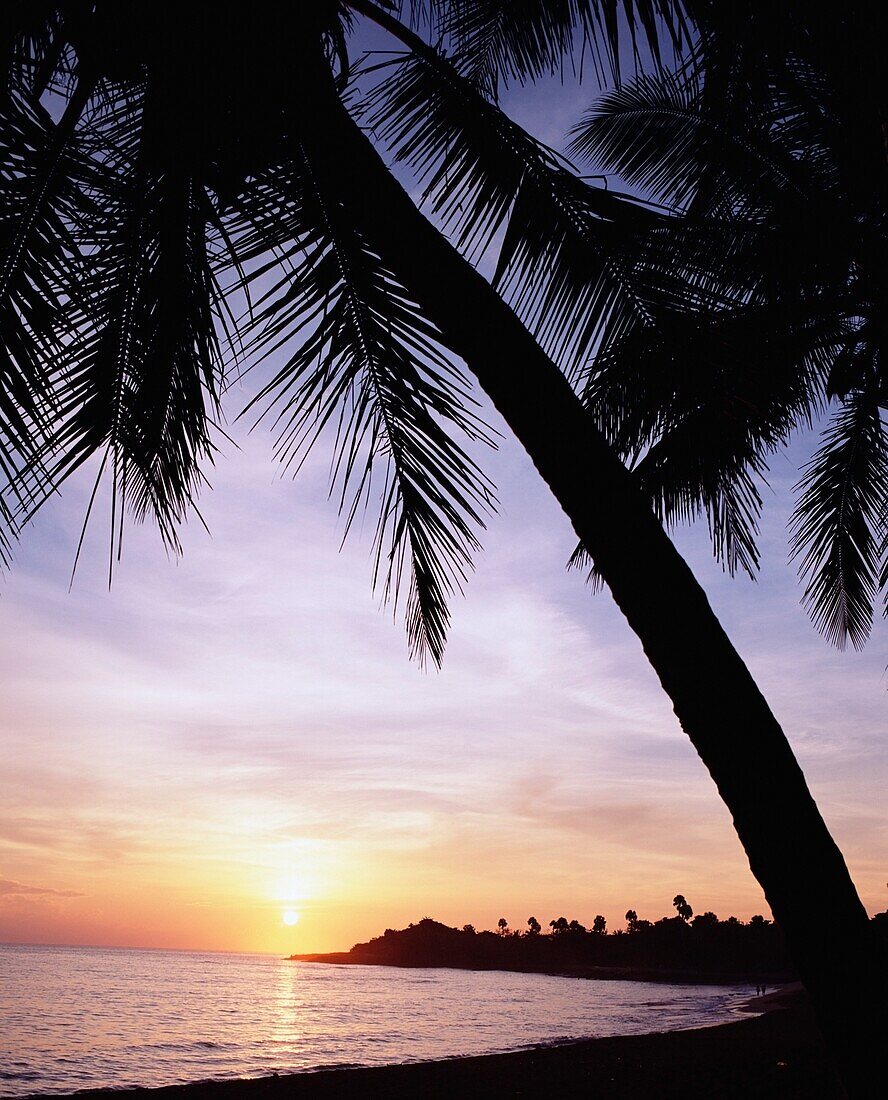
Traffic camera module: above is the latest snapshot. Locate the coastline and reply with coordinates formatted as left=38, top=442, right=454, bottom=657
left=287, top=952, right=794, bottom=987
left=26, top=985, right=841, bottom=1099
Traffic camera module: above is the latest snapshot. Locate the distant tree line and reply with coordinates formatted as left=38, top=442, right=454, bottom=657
left=348, top=898, right=888, bottom=981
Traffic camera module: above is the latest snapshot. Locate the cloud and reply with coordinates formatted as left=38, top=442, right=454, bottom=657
left=0, top=877, right=85, bottom=899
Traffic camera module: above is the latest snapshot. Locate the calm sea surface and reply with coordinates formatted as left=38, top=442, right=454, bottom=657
left=0, top=943, right=749, bottom=1096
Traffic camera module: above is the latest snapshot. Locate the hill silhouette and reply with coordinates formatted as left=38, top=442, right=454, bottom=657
left=292, top=904, right=888, bottom=984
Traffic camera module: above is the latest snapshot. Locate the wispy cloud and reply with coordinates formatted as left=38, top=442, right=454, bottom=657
left=0, top=877, right=85, bottom=899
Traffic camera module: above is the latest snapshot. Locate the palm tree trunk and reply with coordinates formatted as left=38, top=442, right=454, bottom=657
left=298, top=74, right=885, bottom=1097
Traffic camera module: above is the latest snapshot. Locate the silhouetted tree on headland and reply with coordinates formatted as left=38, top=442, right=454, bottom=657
left=673, top=895, right=693, bottom=922
left=333, top=903, right=888, bottom=985
left=340, top=904, right=790, bottom=977
left=0, top=5, right=882, bottom=1091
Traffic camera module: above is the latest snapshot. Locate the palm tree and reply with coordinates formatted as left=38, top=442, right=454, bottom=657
left=567, top=3, right=887, bottom=652
left=0, top=3, right=881, bottom=1092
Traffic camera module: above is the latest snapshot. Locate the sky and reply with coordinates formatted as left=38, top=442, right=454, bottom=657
left=1, top=14, right=886, bottom=956
left=2, top=409, right=884, bottom=955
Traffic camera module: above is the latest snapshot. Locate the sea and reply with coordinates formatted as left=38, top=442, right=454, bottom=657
left=0, top=943, right=751, bottom=1096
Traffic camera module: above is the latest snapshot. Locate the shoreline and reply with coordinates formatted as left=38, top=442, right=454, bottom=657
left=288, top=952, right=795, bottom=988
left=24, top=985, right=841, bottom=1100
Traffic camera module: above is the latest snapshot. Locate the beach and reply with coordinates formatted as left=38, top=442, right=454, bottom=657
left=28, top=986, right=841, bottom=1099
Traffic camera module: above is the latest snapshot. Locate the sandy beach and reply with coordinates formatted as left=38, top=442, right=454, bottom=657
left=30, top=986, right=841, bottom=1099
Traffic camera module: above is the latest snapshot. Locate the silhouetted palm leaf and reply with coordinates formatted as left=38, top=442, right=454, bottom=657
left=235, top=150, right=496, bottom=666
left=358, top=45, right=655, bottom=381
left=434, top=0, right=688, bottom=96
left=0, top=1, right=508, bottom=661
left=19, top=79, right=226, bottom=570
left=4, top=0, right=883, bottom=659
left=0, top=69, right=96, bottom=562
left=567, top=26, right=887, bottom=647
left=791, top=387, right=888, bottom=650
left=569, top=69, right=814, bottom=214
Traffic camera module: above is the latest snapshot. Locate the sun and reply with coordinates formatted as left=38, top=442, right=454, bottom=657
left=282, top=909, right=300, bottom=927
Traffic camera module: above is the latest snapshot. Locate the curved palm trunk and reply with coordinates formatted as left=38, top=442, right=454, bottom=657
left=298, top=76, right=885, bottom=1096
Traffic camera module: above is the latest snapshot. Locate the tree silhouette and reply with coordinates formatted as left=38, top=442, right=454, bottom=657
left=592, top=914, right=607, bottom=935
left=569, top=7, right=887, bottom=653
left=349, top=903, right=802, bottom=977
left=673, top=895, right=694, bottom=922
left=567, top=15, right=888, bottom=1077
left=526, top=916, right=542, bottom=936
left=497, top=917, right=508, bottom=936
left=0, top=5, right=881, bottom=1089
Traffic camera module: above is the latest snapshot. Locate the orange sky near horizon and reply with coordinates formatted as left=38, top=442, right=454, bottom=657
left=0, top=773, right=780, bottom=957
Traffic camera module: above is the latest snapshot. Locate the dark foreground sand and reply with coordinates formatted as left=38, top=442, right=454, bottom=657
left=35, top=987, right=842, bottom=1099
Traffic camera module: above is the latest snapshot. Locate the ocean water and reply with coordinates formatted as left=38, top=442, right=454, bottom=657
left=0, top=943, right=749, bottom=1096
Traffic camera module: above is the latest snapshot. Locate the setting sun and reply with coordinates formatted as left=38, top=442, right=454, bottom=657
left=282, top=910, right=300, bottom=927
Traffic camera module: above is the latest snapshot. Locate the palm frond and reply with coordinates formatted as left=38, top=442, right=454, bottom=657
left=25, top=82, right=224, bottom=565
left=790, top=386, right=888, bottom=650
left=634, top=418, right=767, bottom=578
left=566, top=14, right=888, bottom=650
left=0, top=2, right=68, bottom=96
left=237, top=146, right=496, bottom=666
left=569, top=68, right=816, bottom=214
left=584, top=297, right=843, bottom=572
left=435, top=0, right=689, bottom=97
left=358, top=49, right=656, bottom=380
left=0, top=73, right=95, bottom=559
